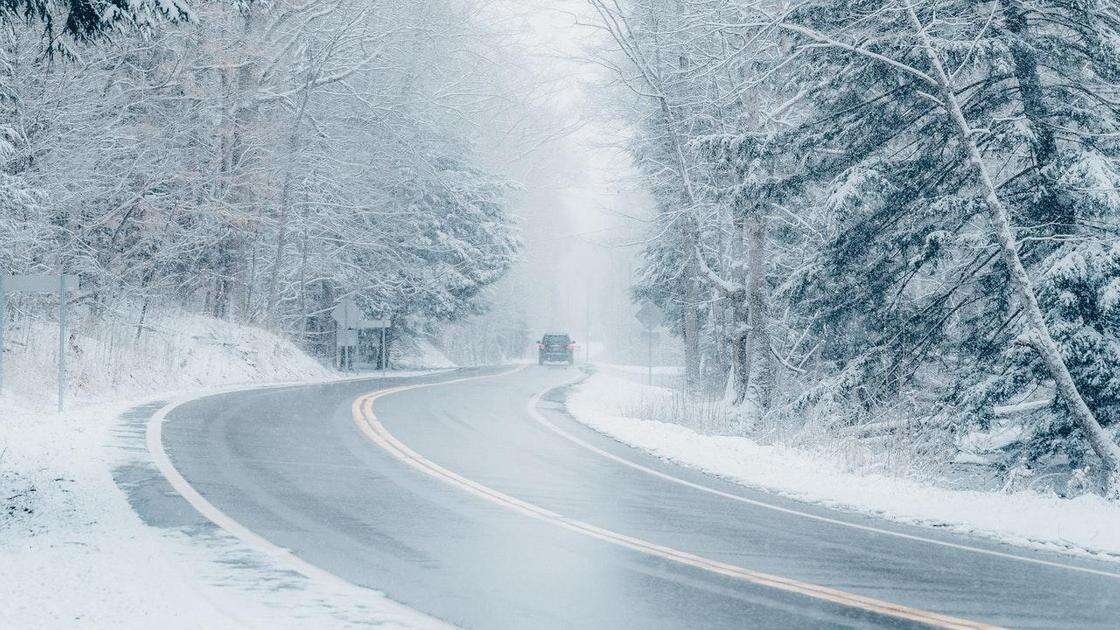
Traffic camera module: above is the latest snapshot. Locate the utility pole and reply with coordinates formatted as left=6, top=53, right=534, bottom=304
left=0, top=275, right=5, bottom=396
left=585, top=291, right=591, bottom=364
left=0, top=272, right=76, bottom=410
left=636, top=301, right=663, bottom=387
left=58, top=272, right=67, bottom=412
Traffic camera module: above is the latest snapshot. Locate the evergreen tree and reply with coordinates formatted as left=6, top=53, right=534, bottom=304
left=755, top=0, right=1120, bottom=489
left=1, top=0, right=190, bottom=55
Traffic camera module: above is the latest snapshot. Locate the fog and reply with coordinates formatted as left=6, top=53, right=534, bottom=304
left=456, top=0, right=659, bottom=362
left=6, top=1, right=1120, bottom=623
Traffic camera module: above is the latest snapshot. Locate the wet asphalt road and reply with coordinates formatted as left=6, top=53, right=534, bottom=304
left=159, top=366, right=1120, bottom=629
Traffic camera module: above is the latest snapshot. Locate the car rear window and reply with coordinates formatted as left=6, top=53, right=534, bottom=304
left=543, top=335, right=570, bottom=344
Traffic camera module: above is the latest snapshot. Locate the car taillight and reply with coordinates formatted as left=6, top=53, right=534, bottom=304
left=567, top=343, right=576, bottom=349
left=536, top=342, right=543, bottom=349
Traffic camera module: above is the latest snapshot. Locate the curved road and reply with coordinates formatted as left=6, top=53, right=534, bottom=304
left=158, top=366, right=1120, bottom=629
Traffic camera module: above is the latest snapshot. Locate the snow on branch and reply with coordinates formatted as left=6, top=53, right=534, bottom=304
left=694, top=245, right=744, bottom=297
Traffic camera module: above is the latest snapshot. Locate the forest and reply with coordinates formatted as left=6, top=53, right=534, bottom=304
left=5, top=3, right=1120, bottom=627
left=589, top=0, right=1120, bottom=498
left=4, top=0, right=1120, bottom=500
left=0, top=0, right=522, bottom=362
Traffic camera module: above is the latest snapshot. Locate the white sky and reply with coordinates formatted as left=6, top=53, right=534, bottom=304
left=461, top=0, right=650, bottom=346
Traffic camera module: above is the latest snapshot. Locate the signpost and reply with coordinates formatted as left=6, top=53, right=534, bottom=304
left=332, top=296, right=390, bottom=371
left=360, top=318, right=391, bottom=372
left=0, top=272, right=78, bottom=411
left=635, top=301, right=664, bottom=385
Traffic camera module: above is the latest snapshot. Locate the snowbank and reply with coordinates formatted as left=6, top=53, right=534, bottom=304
left=597, top=362, right=682, bottom=376
left=566, top=370, right=1120, bottom=561
left=0, top=312, right=442, bottom=628
left=396, top=337, right=457, bottom=370
left=3, top=311, right=332, bottom=410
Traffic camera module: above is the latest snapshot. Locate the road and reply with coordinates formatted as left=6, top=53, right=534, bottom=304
left=157, top=366, right=1120, bottom=629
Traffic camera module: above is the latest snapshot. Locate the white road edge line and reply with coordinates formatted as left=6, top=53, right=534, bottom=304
left=526, top=376, right=1120, bottom=581
left=146, top=379, right=454, bottom=629
left=355, top=367, right=1000, bottom=630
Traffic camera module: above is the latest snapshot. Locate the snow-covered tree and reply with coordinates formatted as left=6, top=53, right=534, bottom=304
left=0, top=0, right=190, bottom=55
left=0, top=0, right=527, bottom=360
left=740, top=0, right=1120, bottom=493
left=591, top=0, right=1120, bottom=496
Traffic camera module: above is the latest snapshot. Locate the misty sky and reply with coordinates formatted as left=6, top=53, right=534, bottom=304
left=476, top=0, right=652, bottom=346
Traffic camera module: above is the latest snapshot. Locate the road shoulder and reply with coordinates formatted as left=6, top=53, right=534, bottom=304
left=562, top=367, right=1120, bottom=569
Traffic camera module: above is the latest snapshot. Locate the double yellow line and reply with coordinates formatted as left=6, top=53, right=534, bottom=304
left=352, top=368, right=1001, bottom=630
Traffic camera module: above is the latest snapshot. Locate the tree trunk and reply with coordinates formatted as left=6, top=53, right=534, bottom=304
left=244, top=228, right=258, bottom=319
left=683, top=249, right=702, bottom=396
left=134, top=269, right=155, bottom=342
left=1002, top=0, right=1057, bottom=165
left=728, top=309, right=749, bottom=404
left=318, top=279, right=336, bottom=360
left=743, top=212, right=773, bottom=414
left=208, top=68, right=234, bottom=320
left=297, top=199, right=310, bottom=349
left=1001, top=0, right=1070, bottom=242
left=383, top=322, right=394, bottom=370
left=135, top=296, right=150, bottom=342
left=265, top=85, right=313, bottom=327
left=726, top=216, right=751, bottom=404
left=264, top=156, right=293, bottom=327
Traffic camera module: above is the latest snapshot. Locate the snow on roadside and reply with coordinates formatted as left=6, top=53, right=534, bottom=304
left=566, top=370, right=1120, bottom=561
left=1, top=313, right=447, bottom=629
left=395, top=337, right=457, bottom=370
left=597, top=363, right=682, bottom=376
left=3, top=313, right=332, bottom=409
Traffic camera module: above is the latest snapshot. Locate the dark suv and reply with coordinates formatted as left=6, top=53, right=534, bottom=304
left=538, top=333, right=575, bottom=365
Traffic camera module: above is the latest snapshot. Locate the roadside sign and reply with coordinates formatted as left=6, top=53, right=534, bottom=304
left=3, top=274, right=77, bottom=292
left=337, top=329, right=359, bottom=346
left=635, top=301, right=664, bottom=386
left=641, top=329, right=660, bottom=385
left=0, top=273, right=78, bottom=411
left=332, top=297, right=362, bottom=328
left=331, top=296, right=391, bottom=372
left=636, top=301, right=663, bottom=331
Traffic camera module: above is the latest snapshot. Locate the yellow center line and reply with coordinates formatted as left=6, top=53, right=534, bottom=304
left=352, top=368, right=1003, bottom=630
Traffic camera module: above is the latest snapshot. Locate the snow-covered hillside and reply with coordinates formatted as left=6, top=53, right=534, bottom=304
left=0, top=313, right=439, bottom=629
left=2, top=312, right=332, bottom=411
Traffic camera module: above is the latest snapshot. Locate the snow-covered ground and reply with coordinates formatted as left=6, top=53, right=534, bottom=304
left=395, top=338, right=457, bottom=370
left=1, top=313, right=446, bottom=629
left=597, top=363, right=682, bottom=376
left=567, top=369, right=1120, bottom=561
left=3, top=313, right=333, bottom=408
